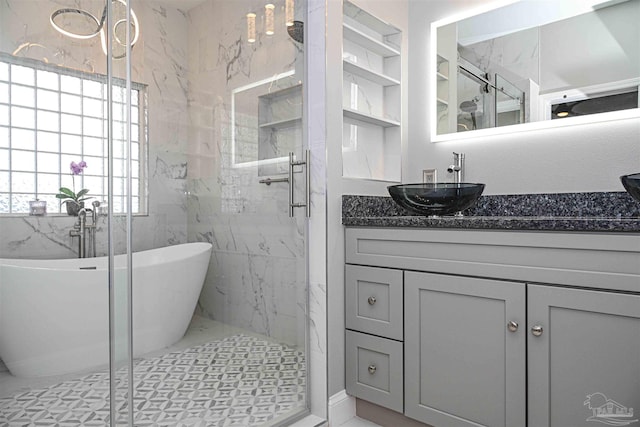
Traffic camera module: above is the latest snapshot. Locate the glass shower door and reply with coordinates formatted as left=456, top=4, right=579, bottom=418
left=127, top=0, right=310, bottom=425
left=457, top=61, right=525, bottom=132
left=495, top=74, right=525, bottom=128
left=457, top=61, right=491, bottom=132
left=0, top=0, right=135, bottom=425
left=0, top=0, right=309, bottom=424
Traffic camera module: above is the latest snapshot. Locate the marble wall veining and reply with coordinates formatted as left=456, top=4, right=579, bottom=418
left=460, top=27, right=539, bottom=89
left=185, top=0, right=307, bottom=347
left=0, top=0, right=190, bottom=259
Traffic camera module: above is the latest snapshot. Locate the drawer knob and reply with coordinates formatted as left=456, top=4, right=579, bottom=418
left=367, top=296, right=377, bottom=305
left=531, top=325, right=544, bottom=337
left=368, top=364, right=377, bottom=375
left=507, top=321, right=518, bottom=332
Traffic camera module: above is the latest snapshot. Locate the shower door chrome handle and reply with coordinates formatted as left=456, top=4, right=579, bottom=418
left=288, top=152, right=294, bottom=217
left=288, top=150, right=310, bottom=218
left=304, top=149, right=310, bottom=218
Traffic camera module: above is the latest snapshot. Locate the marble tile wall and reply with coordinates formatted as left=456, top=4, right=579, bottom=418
left=185, top=0, right=307, bottom=347
left=460, top=27, right=540, bottom=89
left=0, top=0, right=190, bottom=259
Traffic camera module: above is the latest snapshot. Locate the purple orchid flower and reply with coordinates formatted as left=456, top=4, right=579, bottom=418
left=70, top=161, right=87, bottom=175
left=58, top=160, right=90, bottom=211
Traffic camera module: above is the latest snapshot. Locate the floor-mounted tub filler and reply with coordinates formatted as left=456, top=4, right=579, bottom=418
left=0, top=242, right=212, bottom=378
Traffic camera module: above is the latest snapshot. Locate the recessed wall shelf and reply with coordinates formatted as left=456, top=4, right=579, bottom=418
left=259, top=83, right=302, bottom=100
left=343, top=108, right=400, bottom=128
left=257, top=83, right=302, bottom=176
left=343, top=60, right=400, bottom=87
left=436, top=55, right=451, bottom=135
left=343, top=23, right=400, bottom=58
left=343, top=1, right=399, bottom=37
left=342, top=1, right=402, bottom=182
left=259, top=117, right=302, bottom=130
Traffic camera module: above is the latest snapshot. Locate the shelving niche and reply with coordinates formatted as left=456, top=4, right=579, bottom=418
left=436, top=55, right=450, bottom=135
left=342, top=1, right=401, bottom=182
left=257, top=83, right=302, bottom=176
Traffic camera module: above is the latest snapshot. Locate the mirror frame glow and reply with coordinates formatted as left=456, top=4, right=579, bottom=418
left=429, top=0, right=640, bottom=142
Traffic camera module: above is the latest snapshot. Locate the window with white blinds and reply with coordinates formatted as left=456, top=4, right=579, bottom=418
left=0, top=54, right=147, bottom=215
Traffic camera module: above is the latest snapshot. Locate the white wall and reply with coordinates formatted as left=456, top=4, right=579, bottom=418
left=407, top=0, right=640, bottom=195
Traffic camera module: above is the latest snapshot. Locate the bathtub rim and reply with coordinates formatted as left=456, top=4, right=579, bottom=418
left=0, top=242, right=213, bottom=271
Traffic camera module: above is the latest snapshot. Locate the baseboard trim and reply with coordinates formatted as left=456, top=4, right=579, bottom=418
left=328, top=390, right=356, bottom=426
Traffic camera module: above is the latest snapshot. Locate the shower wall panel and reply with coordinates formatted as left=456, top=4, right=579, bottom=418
left=185, top=0, right=306, bottom=347
left=0, top=1, right=190, bottom=259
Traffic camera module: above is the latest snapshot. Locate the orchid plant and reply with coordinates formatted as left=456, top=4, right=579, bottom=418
left=56, top=161, right=90, bottom=207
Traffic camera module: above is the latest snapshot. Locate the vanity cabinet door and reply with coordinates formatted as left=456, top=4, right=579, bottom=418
left=528, top=285, right=640, bottom=427
left=404, top=272, right=526, bottom=427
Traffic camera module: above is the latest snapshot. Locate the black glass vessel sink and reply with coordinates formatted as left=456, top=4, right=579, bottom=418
left=388, top=183, right=486, bottom=216
left=621, top=173, right=640, bottom=202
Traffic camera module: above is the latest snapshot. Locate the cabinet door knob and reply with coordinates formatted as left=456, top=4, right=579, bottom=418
left=368, top=364, right=377, bottom=375
left=367, top=296, right=377, bottom=305
left=507, top=321, right=518, bottom=332
left=531, top=325, right=544, bottom=337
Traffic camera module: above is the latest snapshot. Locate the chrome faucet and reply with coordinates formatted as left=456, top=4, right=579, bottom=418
left=447, top=152, right=465, bottom=184
left=69, top=201, right=100, bottom=258
left=70, top=209, right=87, bottom=258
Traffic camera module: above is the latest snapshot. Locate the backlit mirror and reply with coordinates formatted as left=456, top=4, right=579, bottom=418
left=432, top=0, right=640, bottom=140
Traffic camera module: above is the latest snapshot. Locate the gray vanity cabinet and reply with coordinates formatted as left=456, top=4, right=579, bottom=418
left=404, top=271, right=526, bottom=427
left=527, top=285, right=640, bottom=427
left=345, top=227, right=640, bottom=427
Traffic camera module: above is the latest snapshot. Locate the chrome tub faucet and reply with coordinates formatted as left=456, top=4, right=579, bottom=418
left=70, top=200, right=100, bottom=258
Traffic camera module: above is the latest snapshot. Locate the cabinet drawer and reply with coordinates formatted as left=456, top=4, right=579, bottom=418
left=346, top=265, right=403, bottom=340
left=345, top=330, right=403, bottom=413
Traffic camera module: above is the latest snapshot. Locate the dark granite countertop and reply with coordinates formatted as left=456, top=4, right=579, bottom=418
left=342, top=193, right=640, bottom=232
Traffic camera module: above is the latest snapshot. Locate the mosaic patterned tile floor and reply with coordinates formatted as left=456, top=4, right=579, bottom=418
left=0, top=334, right=306, bottom=426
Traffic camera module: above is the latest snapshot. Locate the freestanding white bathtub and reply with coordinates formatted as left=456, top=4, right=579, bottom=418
left=0, top=242, right=212, bottom=378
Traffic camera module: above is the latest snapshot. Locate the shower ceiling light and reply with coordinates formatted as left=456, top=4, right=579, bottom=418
left=285, top=0, right=295, bottom=26
left=247, top=13, right=257, bottom=43
left=50, top=7, right=104, bottom=40
left=50, top=0, right=139, bottom=59
left=265, top=4, right=275, bottom=36
left=247, top=3, right=302, bottom=44
left=100, top=1, right=140, bottom=59
left=555, top=103, right=570, bottom=117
